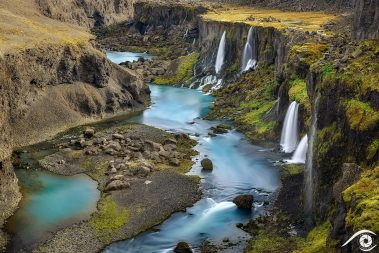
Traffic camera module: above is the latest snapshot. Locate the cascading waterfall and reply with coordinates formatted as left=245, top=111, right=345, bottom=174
left=286, top=135, right=308, bottom=164
left=241, top=27, right=257, bottom=72
left=215, top=31, right=226, bottom=74
left=304, top=92, right=321, bottom=224
left=280, top=101, right=299, bottom=153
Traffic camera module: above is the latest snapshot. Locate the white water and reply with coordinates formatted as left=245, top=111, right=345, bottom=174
left=215, top=31, right=226, bottom=74
left=286, top=135, right=308, bottom=164
left=305, top=93, right=321, bottom=221
left=241, top=27, right=257, bottom=72
left=280, top=101, right=299, bottom=153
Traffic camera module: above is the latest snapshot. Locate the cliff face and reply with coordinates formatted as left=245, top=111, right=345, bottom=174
left=197, top=20, right=288, bottom=79
left=35, top=0, right=135, bottom=28
left=353, top=0, right=379, bottom=40
left=0, top=43, right=148, bottom=150
left=0, top=0, right=150, bottom=249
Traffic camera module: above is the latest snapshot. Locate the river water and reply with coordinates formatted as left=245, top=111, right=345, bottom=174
left=103, top=53, right=281, bottom=252
left=7, top=52, right=281, bottom=252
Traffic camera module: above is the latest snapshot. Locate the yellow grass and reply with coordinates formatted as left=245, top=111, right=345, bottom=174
left=0, top=0, right=92, bottom=54
left=202, top=5, right=339, bottom=32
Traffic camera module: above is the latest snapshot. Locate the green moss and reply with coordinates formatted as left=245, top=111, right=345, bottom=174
left=90, top=196, right=129, bottom=242
left=293, top=222, right=331, bottom=253
left=342, top=166, right=379, bottom=232
left=282, top=164, right=304, bottom=175
left=289, top=43, right=328, bottom=65
left=154, top=52, right=199, bottom=85
left=209, top=65, right=278, bottom=142
left=322, top=63, right=334, bottom=78
left=316, top=123, right=343, bottom=161
left=288, top=79, right=311, bottom=118
left=247, top=230, right=299, bottom=253
left=348, top=40, right=379, bottom=94
left=344, top=99, right=379, bottom=132
left=242, top=101, right=276, bottom=135
left=366, top=139, right=379, bottom=163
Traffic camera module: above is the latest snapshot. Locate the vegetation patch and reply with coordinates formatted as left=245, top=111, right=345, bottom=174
left=293, top=222, right=331, bottom=253
left=366, top=139, right=379, bottom=165
left=344, top=99, right=379, bottom=132
left=342, top=166, right=379, bottom=232
left=282, top=164, right=304, bottom=175
left=247, top=230, right=301, bottom=253
left=202, top=5, right=338, bottom=32
left=209, top=66, right=277, bottom=143
left=289, top=43, right=328, bottom=65
left=154, top=52, right=199, bottom=85
left=288, top=78, right=310, bottom=116
left=90, top=196, right=129, bottom=243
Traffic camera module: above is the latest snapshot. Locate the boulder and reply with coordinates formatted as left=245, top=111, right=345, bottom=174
left=174, top=241, right=192, bottom=253
left=201, top=158, right=213, bottom=170
left=83, top=128, right=95, bottom=138
left=112, top=133, right=125, bottom=140
left=170, top=158, right=181, bottom=167
left=104, top=180, right=130, bottom=192
left=134, top=166, right=150, bottom=177
left=233, top=195, right=254, bottom=209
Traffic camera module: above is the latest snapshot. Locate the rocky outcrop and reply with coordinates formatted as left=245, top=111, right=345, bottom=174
left=352, top=0, right=379, bottom=40
left=0, top=43, right=149, bottom=150
left=35, top=0, right=134, bottom=29
left=0, top=42, right=149, bottom=250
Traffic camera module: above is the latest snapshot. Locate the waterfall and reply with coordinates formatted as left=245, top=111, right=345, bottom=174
left=241, top=27, right=257, bottom=72
left=286, top=135, right=308, bottom=164
left=304, top=92, right=321, bottom=225
left=280, top=101, right=299, bottom=153
left=215, top=31, right=226, bottom=74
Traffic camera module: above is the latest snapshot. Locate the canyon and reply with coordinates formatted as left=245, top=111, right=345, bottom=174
left=0, top=0, right=378, bottom=252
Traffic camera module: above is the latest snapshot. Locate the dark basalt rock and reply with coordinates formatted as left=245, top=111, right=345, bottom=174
left=201, top=158, right=213, bottom=170
left=233, top=194, right=254, bottom=209
left=174, top=241, right=192, bottom=253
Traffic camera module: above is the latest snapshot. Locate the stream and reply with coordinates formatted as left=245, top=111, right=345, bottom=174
left=7, top=52, right=282, bottom=252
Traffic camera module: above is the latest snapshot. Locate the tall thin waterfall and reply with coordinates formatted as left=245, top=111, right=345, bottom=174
left=215, top=31, right=226, bottom=74
left=287, top=135, right=308, bottom=164
left=280, top=101, right=299, bottom=153
left=241, top=27, right=257, bottom=72
left=305, top=92, right=321, bottom=225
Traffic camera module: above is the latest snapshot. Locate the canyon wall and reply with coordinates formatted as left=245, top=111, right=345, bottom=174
left=35, top=0, right=135, bottom=28
left=352, top=0, right=379, bottom=40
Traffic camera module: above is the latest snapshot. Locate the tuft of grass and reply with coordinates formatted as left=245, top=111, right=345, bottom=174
left=289, top=43, right=328, bottom=65
left=247, top=230, right=299, bottom=253
left=344, top=99, right=379, bottom=132
left=90, top=196, right=129, bottom=242
left=342, top=166, right=379, bottom=232
left=293, top=222, right=331, bottom=253
left=282, top=164, right=304, bottom=175
left=154, top=52, right=199, bottom=85
left=289, top=79, right=310, bottom=112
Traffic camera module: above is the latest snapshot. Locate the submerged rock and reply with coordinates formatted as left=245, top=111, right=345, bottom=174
left=233, top=195, right=254, bottom=209
left=201, top=158, right=213, bottom=170
left=174, top=241, right=192, bottom=253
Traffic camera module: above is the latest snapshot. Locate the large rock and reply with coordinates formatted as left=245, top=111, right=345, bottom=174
left=104, top=180, right=130, bottom=192
left=174, top=241, right=192, bottom=253
left=233, top=195, right=254, bottom=209
left=201, top=158, right=213, bottom=170
left=83, top=128, right=95, bottom=138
